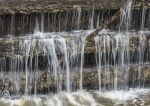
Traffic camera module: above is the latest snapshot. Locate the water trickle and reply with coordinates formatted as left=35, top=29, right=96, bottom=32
left=90, top=5, right=95, bottom=30
left=0, top=30, right=91, bottom=96
left=141, top=8, right=146, bottom=31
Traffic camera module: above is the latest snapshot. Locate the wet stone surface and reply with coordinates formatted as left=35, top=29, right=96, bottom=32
left=0, top=65, right=150, bottom=96
left=0, top=0, right=149, bottom=14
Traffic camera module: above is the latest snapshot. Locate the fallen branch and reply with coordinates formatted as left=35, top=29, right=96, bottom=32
left=86, top=1, right=150, bottom=42
left=86, top=10, right=121, bottom=42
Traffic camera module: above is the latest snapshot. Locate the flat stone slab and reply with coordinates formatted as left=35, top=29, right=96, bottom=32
left=0, top=0, right=149, bottom=14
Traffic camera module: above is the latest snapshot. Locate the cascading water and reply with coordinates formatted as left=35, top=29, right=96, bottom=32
left=95, top=0, right=133, bottom=91
left=0, top=0, right=150, bottom=106
left=17, top=31, right=91, bottom=94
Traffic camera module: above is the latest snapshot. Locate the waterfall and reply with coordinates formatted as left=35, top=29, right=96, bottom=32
left=0, top=29, right=91, bottom=97
left=95, top=0, right=136, bottom=91
left=0, top=0, right=150, bottom=105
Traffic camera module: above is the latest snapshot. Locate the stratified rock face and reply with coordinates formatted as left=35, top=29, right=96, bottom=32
left=0, top=65, right=150, bottom=95
left=0, top=0, right=149, bottom=14
left=0, top=9, right=149, bottom=36
left=0, top=0, right=122, bottom=14
left=0, top=0, right=149, bottom=36
left=0, top=9, right=120, bottom=36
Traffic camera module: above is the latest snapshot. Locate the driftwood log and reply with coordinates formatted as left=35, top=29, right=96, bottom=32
left=86, top=10, right=121, bottom=42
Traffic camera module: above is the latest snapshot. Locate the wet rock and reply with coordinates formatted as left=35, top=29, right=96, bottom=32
left=0, top=65, right=150, bottom=95
left=0, top=0, right=148, bottom=14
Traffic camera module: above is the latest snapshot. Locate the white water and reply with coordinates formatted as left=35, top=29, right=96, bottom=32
left=1, top=89, right=150, bottom=106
